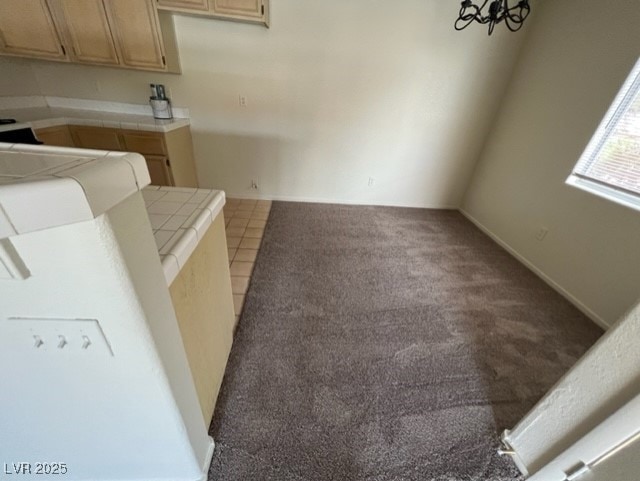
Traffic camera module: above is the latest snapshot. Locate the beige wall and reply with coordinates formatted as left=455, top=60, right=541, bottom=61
left=462, top=0, right=640, bottom=327
left=0, top=0, right=526, bottom=208
left=0, top=57, right=41, bottom=96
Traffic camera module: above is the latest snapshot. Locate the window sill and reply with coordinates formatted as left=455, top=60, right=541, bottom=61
left=567, top=175, right=640, bottom=213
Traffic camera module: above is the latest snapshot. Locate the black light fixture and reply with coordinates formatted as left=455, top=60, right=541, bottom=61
left=455, top=0, right=531, bottom=35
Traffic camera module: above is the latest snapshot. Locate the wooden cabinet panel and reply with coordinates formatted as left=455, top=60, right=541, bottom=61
left=157, top=0, right=209, bottom=11
left=169, top=215, right=235, bottom=424
left=158, top=0, right=268, bottom=26
left=212, top=0, right=263, bottom=19
left=35, top=125, right=75, bottom=147
left=0, top=0, right=66, bottom=60
left=104, top=0, right=166, bottom=71
left=57, top=124, right=195, bottom=187
left=164, top=126, right=198, bottom=187
left=121, top=131, right=167, bottom=156
left=145, top=154, right=174, bottom=186
left=49, top=0, right=119, bottom=65
left=69, top=126, right=124, bottom=151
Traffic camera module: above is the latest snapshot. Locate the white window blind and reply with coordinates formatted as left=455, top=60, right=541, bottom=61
left=568, top=58, right=640, bottom=210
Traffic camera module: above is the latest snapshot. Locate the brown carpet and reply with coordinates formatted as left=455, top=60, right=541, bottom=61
left=208, top=203, right=602, bottom=481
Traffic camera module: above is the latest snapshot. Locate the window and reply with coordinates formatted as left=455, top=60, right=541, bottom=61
left=567, top=58, right=640, bottom=211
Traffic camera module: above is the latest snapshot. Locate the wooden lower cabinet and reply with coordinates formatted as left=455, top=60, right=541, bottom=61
left=33, top=125, right=75, bottom=147
left=121, top=130, right=166, bottom=156
left=35, top=124, right=198, bottom=187
left=70, top=125, right=124, bottom=150
left=169, top=214, right=235, bottom=425
left=144, top=154, right=174, bottom=186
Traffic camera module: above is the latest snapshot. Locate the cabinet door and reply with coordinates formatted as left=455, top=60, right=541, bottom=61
left=121, top=131, right=167, bottom=156
left=105, top=0, right=166, bottom=71
left=212, top=0, right=264, bottom=20
left=69, top=126, right=124, bottom=151
left=157, top=0, right=209, bottom=11
left=0, top=0, right=67, bottom=60
left=49, top=0, right=119, bottom=66
left=145, top=155, right=174, bottom=186
left=35, top=125, right=75, bottom=147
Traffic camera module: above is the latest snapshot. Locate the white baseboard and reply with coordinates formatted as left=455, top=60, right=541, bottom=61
left=459, top=208, right=609, bottom=330
left=500, top=430, right=529, bottom=477
left=222, top=191, right=459, bottom=210
left=197, top=436, right=215, bottom=481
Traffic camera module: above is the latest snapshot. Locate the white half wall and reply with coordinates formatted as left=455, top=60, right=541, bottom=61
left=0, top=0, right=527, bottom=208
left=0, top=193, right=213, bottom=481
left=503, top=297, right=640, bottom=476
left=462, top=0, right=640, bottom=327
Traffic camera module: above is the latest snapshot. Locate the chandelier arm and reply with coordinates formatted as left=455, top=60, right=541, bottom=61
left=504, top=13, right=525, bottom=31
left=504, top=0, right=530, bottom=20
left=504, top=2, right=530, bottom=29
left=504, top=18, right=525, bottom=32
left=473, top=0, right=491, bottom=14
left=454, top=17, right=477, bottom=30
left=503, top=11, right=528, bottom=21
left=454, top=0, right=490, bottom=30
left=488, top=19, right=497, bottom=35
left=463, top=2, right=486, bottom=22
left=454, top=0, right=529, bottom=35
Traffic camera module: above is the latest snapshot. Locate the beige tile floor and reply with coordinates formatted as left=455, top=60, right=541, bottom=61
left=224, top=198, right=272, bottom=323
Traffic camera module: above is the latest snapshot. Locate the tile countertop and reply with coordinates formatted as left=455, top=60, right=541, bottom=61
left=0, top=106, right=190, bottom=133
left=0, top=142, right=149, bottom=240
left=143, top=186, right=226, bottom=286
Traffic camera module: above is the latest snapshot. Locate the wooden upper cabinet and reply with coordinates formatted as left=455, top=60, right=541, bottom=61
left=212, top=0, right=263, bottom=19
left=104, top=0, right=166, bottom=71
left=157, top=0, right=269, bottom=26
left=157, top=0, right=209, bottom=11
left=0, top=0, right=67, bottom=60
left=48, top=0, right=119, bottom=66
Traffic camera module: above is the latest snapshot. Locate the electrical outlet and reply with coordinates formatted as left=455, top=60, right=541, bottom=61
left=239, top=95, right=247, bottom=107
left=368, top=177, right=375, bottom=187
left=536, top=227, right=549, bottom=242
left=250, top=180, right=258, bottom=190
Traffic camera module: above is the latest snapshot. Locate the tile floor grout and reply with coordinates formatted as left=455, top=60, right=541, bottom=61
left=223, top=198, right=272, bottom=325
